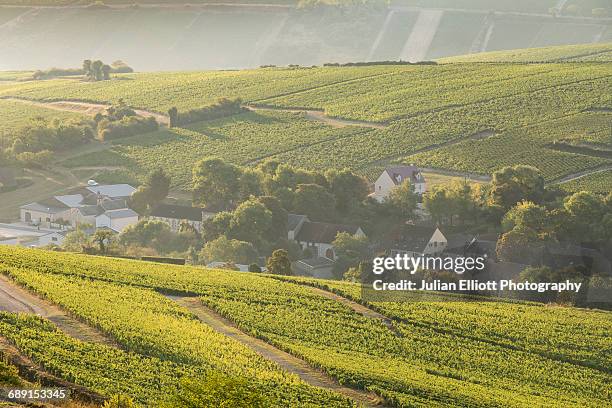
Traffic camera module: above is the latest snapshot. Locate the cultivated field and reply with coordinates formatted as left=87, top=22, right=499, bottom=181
left=0, top=247, right=609, bottom=407
left=1, top=57, right=610, bottom=190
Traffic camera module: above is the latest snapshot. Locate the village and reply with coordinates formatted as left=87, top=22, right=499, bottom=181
left=3, top=161, right=605, bottom=291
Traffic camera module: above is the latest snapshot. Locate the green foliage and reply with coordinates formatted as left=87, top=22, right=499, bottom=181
left=199, top=236, right=258, bottom=265
left=292, top=183, right=335, bottom=222
left=266, top=249, right=292, bottom=275
left=162, top=373, right=269, bottom=408
left=102, top=395, right=136, bottom=408
left=0, top=247, right=610, bottom=407
left=331, top=232, right=369, bottom=276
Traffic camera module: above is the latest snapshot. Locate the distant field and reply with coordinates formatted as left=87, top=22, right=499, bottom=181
left=0, top=98, right=83, bottom=144
left=439, top=42, right=612, bottom=63
left=3, top=59, right=611, bottom=191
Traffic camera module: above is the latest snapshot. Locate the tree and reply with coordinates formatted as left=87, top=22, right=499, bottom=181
left=101, top=64, right=111, bottom=80
left=488, top=165, right=545, bottom=211
left=386, top=179, right=418, bottom=220
left=146, top=168, right=171, bottom=203
left=257, top=196, right=288, bottom=245
left=501, top=200, right=547, bottom=233
left=496, top=226, right=541, bottom=264
left=563, top=191, right=607, bottom=243
left=248, top=263, right=262, bottom=272
left=62, top=229, right=89, bottom=252
left=162, top=373, right=268, bottom=408
left=119, top=219, right=173, bottom=253
left=266, top=249, right=292, bottom=275
left=199, top=236, right=257, bottom=265
left=193, top=157, right=242, bottom=211
left=168, top=107, right=178, bottom=128
left=82, top=60, right=92, bottom=78
left=292, top=184, right=335, bottom=221
left=238, top=168, right=263, bottom=202
left=423, top=186, right=451, bottom=225
left=332, top=232, right=369, bottom=276
left=227, top=199, right=273, bottom=248
left=91, top=60, right=104, bottom=81
left=326, top=169, right=369, bottom=212
left=91, top=229, right=115, bottom=254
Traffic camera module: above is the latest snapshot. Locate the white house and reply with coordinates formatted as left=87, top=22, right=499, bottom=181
left=289, top=214, right=365, bottom=260
left=149, top=204, right=214, bottom=232
left=95, top=209, right=139, bottom=233
left=20, top=198, right=71, bottom=228
left=37, top=231, right=69, bottom=247
left=388, top=226, right=447, bottom=258
left=370, top=166, right=426, bottom=203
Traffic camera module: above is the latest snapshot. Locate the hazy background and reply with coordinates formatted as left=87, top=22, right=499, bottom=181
left=0, top=0, right=611, bottom=71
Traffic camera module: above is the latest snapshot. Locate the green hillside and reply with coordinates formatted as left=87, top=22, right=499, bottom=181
left=2, top=60, right=610, bottom=190
left=0, top=246, right=609, bottom=407
left=439, top=42, right=612, bottom=62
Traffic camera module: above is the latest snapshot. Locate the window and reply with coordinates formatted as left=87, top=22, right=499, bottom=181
left=51, top=237, right=58, bottom=242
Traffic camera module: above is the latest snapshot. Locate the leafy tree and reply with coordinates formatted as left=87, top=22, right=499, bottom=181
left=82, top=59, right=92, bottom=78
left=168, top=107, right=178, bottom=128
left=92, top=229, right=115, bottom=254
left=423, top=186, right=451, bottom=225
left=193, top=157, right=242, bottom=211
left=248, top=263, right=262, bottom=272
left=227, top=199, right=273, bottom=249
left=488, top=165, right=545, bottom=211
left=62, top=229, right=89, bottom=252
left=501, top=200, right=547, bottom=233
left=129, top=168, right=170, bottom=214
left=563, top=191, right=608, bottom=243
left=199, top=236, right=257, bottom=265
left=326, top=168, right=370, bottom=212
left=91, top=60, right=104, bottom=81
left=387, top=179, right=418, bottom=220
left=162, top=373, right=268, bottom=408
left=257, top=196, right=288, bottom=245
left=332, top=232, right=369, bottom=276
left=292, top=183, right=335, bottom=221
left=238, top=168, right=263, bottom=202
left=119, top=219, right=173, bottom=253
left=496, top=226, right=541, bottom=264
left=266, top=249, right=292, bottom=275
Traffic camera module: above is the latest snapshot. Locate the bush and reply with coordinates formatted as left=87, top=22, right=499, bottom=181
left=169, top=98, right=244, bottom=127
left=97, top=116, right=158, bottom=141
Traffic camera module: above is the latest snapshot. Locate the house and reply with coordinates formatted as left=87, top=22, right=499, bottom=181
left=149, top=204, right=214, bottom=232
left=37, top=230, right=69, bottom=247
left=385, top=225, right=447, bottom=257
left=370, top=165, right=426, bottom=203
left=289, top=214, right=365, bottom=260
left=20, top=183, right=139, bottom=231
left=20, top=198, right=71, bottom=227
left=95, top=209, right=139, bottom=233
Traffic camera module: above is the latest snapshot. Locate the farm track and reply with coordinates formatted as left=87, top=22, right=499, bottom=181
left=0, top=274, right=116, bottom=347
left=246, top=105, right=386, bottom=129
left=552, top=164, right=612, bottom=184
left=307, top=286, right=402, bottom=336
left=1, top=97, right=170, bottom=125
left=166, top=295, right=387, bottom=408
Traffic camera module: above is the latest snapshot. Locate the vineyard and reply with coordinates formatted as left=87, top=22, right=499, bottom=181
left=0, top=247, right=609, bottom=407
left=1, top=58, right=610, bottom=189
left=0, top=99, right=83, bottom=144
left=439, top=42, right=612, bottom=63
left=560, top=169, right=612, bottom=193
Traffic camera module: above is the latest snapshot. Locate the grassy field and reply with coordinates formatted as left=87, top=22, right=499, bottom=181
left=0, top=247, right=609, bottom=407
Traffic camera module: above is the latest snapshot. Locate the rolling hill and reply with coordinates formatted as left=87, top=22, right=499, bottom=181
left=0, top=246, right=609, bottom=407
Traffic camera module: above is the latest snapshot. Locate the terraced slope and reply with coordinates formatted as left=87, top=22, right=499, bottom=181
left=0, top=247, right=609, bottom=408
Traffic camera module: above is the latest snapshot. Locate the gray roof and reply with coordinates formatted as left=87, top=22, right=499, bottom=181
left=288, top=214, right=308, bottom=232
left=100, top=199, right=128, bottom=211
left=20, top=199, right=68, bottom=214
left=385, top=166, right=425, bottom=185
left=295, top=221, right=361, bottom=244
left=100, top=209, right=139, bottom=219
left=78, top=205, right=103, bottom=216
left=86, top=184, right=136, bottom=198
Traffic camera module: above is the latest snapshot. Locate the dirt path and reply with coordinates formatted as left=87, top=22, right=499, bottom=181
left=246, top=106, right=386, bottom=129
left=0, top=274, right=115, bottom=347
left=2, top=97, right=169, bottom=126
left=400, top=9, right=444, bottom=62
left=553, top=164, right=612, bottom=184
left=167, top=295, right=386, bottom=408
left=307, top=287, right=400, bottom=336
